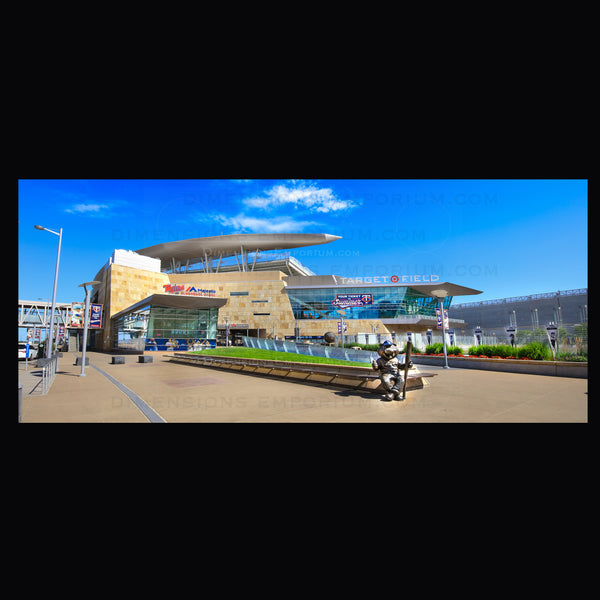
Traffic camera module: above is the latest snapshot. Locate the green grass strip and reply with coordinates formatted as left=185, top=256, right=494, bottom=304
left=187, top=347, right=370, bottom=368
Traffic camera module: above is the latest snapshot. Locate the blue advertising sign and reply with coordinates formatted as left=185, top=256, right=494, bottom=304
left=89, top=303, right=103, bottom=329
left=332, top=294, right=373, bottom=309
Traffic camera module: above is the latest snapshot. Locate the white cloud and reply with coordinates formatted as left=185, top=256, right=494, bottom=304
left=65, top=203, right=109, bottom=214
left=207, top=213, right=320, bottom=233
left=243, top=182, right=358, bottom=213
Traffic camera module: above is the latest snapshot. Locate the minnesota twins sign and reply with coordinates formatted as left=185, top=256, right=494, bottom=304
left=332, top=293, right=373, bottom=309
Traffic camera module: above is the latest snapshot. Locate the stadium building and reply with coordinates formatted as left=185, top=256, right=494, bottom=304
left=88, top=233, right=483, bottom=352
left=449, top=288, right=588, bottom=343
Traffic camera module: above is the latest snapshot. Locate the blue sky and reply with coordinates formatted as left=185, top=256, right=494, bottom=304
left=18, top=179, right=587, bottom=307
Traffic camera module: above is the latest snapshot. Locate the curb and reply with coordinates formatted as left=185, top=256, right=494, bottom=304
left=412, top=355, right=587, bottom=378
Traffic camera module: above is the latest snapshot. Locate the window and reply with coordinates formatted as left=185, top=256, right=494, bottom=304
left=112, top=305, right=219, bottom=351
left=230, top=291, right=249, bottom=296
left=285, top=286, right=450, bottom=320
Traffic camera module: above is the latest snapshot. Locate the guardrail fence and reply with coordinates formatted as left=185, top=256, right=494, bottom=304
left=37, top=352, right=60, bottom=394
left=242, top=336, right=376, bottom=364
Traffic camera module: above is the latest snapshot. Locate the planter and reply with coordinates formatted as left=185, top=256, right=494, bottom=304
left=167, top=352, right=436, bottom=392
left=412, top=355, right=587, bottom=378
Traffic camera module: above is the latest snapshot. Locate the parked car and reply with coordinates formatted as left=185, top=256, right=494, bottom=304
left=18, top=343, right=38, bottom=360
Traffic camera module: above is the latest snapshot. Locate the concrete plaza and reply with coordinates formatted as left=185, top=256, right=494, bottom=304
left=19, top=351, right=587, bottom=423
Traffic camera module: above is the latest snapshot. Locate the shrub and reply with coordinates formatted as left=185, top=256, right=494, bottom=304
left=467, top=344, right=493, bottom=357
left=556, top=351, right=588, bottom=362
left=446, top=345, right=463, bottom=356
left=517, top=342, right=552, bottom=361
left=400, top=344, right=422, bottom=354
left=490, top=344, right=514, bottom=358
left=467, top=344, right=511, bottom=358
left=425, top=343, right=444, bottom=355
left=425, top=343, right=463, bottom=355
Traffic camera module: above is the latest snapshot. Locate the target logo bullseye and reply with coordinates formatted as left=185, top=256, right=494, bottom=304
left=390, top=275, right=399, bottom=283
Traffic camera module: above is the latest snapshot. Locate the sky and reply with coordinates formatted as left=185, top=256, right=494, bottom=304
left=18, top=179, right=587, bottom=309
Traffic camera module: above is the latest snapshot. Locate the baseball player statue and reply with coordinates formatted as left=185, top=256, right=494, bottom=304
left=372, top=340, right=411, bottom=401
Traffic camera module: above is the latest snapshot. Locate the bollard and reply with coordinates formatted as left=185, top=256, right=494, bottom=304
left=75, top=357, right=89, bottom=366
left=111, top=356, right=126, bottom=364
left=138, top=355, right=153, bottom=363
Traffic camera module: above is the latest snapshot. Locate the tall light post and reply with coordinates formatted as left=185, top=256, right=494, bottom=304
left=34, top=225, right=63, bottom=358
left=78, top=281, right=101, bottom=376
left=430, top=289, right=450, bottom=369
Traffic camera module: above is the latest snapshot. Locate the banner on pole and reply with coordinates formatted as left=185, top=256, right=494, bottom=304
left=505, top=326, right=516, bottom=346
left=435, top=308, right=449, bottom=329
left=70, top=302, right=84, bottom=327
left=89, top=304, right=103, bottom=329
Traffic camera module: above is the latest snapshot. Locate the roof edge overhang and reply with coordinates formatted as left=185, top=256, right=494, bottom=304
left=111, top=294, right=227, bottom=321
left=135, top=233, right=341, bottom=263
left=284, top=278, right=482, bottom=297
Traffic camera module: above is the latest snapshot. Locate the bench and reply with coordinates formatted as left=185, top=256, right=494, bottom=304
left=166, top=353, right=436, bottom=394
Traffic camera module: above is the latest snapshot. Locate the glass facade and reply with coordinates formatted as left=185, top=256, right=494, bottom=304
left=286, top=286, right=451, bottom=320
left=113, top=304, right=219, bottom=351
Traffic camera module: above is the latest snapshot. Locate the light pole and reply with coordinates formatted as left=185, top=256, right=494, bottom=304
left=431, top=289, right=450, bottom=369
left=78, top=281, right=101, bottom=376
left=34, top=225, right=63, bottom=358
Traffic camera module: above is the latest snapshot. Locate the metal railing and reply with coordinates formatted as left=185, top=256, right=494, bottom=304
left=242, top=335, right=378, bottom=364
left=37, top=352, right=60, bottom=394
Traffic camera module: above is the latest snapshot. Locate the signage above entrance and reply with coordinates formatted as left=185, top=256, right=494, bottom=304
left=162, top=284, right=217, bottom=297
left=338, top=274, right=441, bottom=284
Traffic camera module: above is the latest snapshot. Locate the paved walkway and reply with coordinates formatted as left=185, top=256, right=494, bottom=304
left=18, top=360, right=46, bottom=396
left=19, top=351, right=588, bottom=422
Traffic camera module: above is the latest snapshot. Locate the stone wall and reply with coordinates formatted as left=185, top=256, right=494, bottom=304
left=94, top=264, right=169, bottom=350
left=95, top=265, right=430, bottom=349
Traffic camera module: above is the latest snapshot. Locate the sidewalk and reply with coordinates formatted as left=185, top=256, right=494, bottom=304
left=20, top=352, right=148, bottom=422
left=18, top=361, right=46, bottom=396
left=19, top=350, right=588, bottom=422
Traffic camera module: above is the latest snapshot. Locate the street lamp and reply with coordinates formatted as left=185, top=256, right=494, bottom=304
left=34, top=225, right=63, bottom=358
left=430, top=289, right=450, bottom=369
left=78, top=281, right=101, bottom=376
